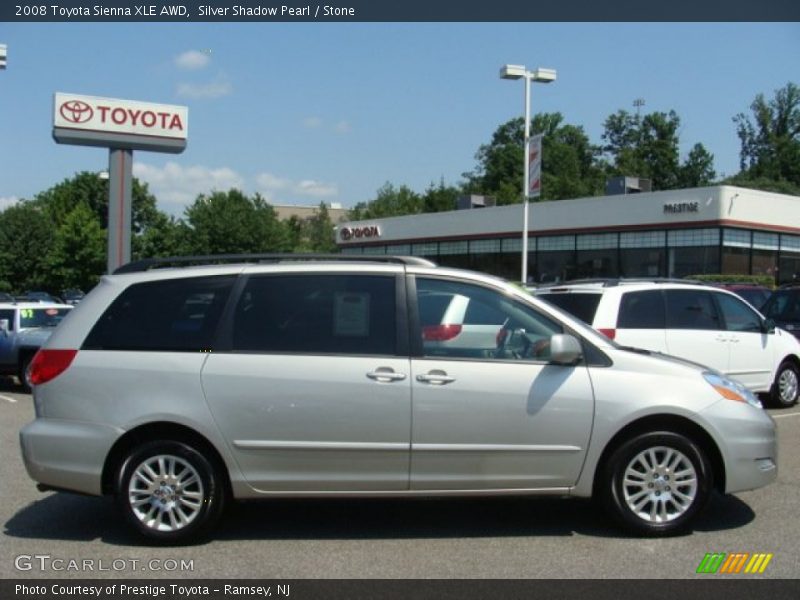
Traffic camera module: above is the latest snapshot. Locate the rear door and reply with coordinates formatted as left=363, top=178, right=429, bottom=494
left=201, top=271, right=412, bottom=492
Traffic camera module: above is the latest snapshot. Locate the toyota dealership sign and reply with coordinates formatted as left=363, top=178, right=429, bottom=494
left=53, top=92, right=188, bottom=153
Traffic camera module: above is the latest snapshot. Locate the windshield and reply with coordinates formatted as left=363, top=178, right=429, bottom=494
left=763, top=291, right=800, bottom=322
left=19, top=307, right=71, bottom=329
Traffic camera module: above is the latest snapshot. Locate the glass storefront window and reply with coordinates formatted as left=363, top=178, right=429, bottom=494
left=620, top=248, right=665, bottom=278
left=668, top=247, right=720, bottom=278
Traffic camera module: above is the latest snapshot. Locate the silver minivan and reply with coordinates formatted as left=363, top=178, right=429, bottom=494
left=20, top=256, right=777, bottom=543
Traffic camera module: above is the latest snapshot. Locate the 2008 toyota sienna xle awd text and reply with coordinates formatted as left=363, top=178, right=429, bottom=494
left=19, top=255, right=777, bottom=543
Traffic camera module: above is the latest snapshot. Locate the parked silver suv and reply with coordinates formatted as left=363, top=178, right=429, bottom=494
left=20, top=256, right=777, bottom=543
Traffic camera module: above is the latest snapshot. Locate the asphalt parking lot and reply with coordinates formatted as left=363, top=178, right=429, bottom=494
left=1, top=378, right=799, bottom=580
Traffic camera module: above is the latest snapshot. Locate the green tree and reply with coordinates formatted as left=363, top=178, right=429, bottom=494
left=183, top=189, right=289, bottom=255
left=46, top=203, right=106, bottom=292
left=464, top=114, right=604, bottom=204
left=31, top=171, right=161, bottom=234
left=734, top=82, right=800, bottom=186
left=133, top=212, right=192, bottom=259
left=348, top=183, right=423, bottom=220
left=0, top=202, right=53, bottom=292
left=422, top=179, right=460, bottom=212
left=305, top=203, right=337, bottom=252
left=678, top=143, right=717, bottom=188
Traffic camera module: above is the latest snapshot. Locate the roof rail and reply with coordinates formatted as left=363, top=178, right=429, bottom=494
left=537, top=277, right=705, bottom=289
left=113, top=253, right=437, bottom=274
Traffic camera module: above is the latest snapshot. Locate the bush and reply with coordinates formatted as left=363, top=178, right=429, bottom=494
left=687, top=274, right=775, bottom=288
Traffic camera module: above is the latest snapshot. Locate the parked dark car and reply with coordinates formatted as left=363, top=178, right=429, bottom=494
left=61, top=289, right=85, bottom=305
left=20, top=291, right=62, bottom=304
left=762, top=285, right=800, bottom=340
left=715, top=283, right=772, bottom=311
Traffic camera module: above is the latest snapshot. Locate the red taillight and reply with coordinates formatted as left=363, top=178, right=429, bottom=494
left=422, top=324, right=463, bottom=342
left=496, top=328, right=508, bottom=346
left=597, top=328, right=616, bottom=340
left=28, top=349, right=78, bottom=386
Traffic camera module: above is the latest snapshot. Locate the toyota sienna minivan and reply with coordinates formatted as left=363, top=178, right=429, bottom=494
left=20, top=255, right=777, bottom=543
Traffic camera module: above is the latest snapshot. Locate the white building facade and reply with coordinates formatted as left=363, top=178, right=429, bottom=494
left=336, top=186, right=800, bottom=284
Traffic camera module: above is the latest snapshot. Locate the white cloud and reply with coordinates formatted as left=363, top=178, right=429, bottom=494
left=333, top=120, right=351, bottom=134
left=176, top=80, right=232, bottom=99
left=175, top=50, right=210, bottom=70
left=256, top=172, right=338, bottom=200
left=302, top=116, right=323, bottom=129
left=133, top=162, right=244, bottom=215
left=0, top=196, right=20, bottom=210
left=295, top=180, right=338, bottom=197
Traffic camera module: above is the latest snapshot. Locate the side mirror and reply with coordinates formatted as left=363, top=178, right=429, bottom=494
left=762, top=318, right=776, bottom=334
left=550, top=334, right=583, bottom=365
left=0, top=319, right=8, bottom=335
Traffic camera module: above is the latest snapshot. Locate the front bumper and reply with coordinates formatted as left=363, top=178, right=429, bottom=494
left=699, top=400, right=777, bottom=494
left=19, top=418, right=123, bottom=496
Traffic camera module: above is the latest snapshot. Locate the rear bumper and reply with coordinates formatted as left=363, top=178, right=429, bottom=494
left=19, top=418, right=123, bottom=496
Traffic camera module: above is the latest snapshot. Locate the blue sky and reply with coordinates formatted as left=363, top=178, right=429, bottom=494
left=0, top=22, right=798, bottom=216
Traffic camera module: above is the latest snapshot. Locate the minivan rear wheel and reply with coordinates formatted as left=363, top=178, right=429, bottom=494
left=601, top=432, right=712, bottom=536
left=770, top=361, right=799, bottom=408
left=115, top=440, right=225, bottom=544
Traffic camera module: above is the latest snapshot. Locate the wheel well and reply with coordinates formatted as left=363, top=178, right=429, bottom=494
left=101, top=422, right=231, bottom=496
left=779, top=354, right=800, bottom=373
left=592, top=414, right=726, bottom=496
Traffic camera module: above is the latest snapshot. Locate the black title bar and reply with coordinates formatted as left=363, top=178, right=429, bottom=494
left=3, top=0, right=800, bottom=22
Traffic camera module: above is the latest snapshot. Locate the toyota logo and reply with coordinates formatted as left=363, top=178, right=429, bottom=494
left=340, top=227, right=353, bottom=241
left=59, top=100, right=93, bottom=124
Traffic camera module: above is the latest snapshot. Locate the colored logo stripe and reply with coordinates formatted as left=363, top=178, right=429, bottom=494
left=696, top=553, right=773, bottom=574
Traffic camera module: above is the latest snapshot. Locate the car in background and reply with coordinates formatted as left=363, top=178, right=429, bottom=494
left=761, top=284, right=800, bottom=341
left=61, top=289, right=85, bottom=305
left=22, top=291, right=62, bottom=304
left=0, top=302, right=73, bottom=392
left=533, top=278, right=800, bottom=407
left=714, top=282, right=772, bottom=311
left=0, top=292, right=14, bottom=303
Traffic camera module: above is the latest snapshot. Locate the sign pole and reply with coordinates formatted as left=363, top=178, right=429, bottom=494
left=107, top=148, right=133, bottom=273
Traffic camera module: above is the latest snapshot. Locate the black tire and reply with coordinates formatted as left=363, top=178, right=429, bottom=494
left=18, top=354, right=33, bottom=393
left=115, top=440, right=226, bottom=544
left=770, top=360, right=799, bottom=408
left=601, top=432, right=712, bottom=536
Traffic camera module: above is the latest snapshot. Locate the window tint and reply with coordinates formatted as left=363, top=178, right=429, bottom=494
left=665, top=290, right=721, bottom=330
left=538, top=293, right=601, bottom=324
left=83, top=276, right=235, bottom=351
left=416, top=278, right=562, bottom=361
left=232, top=275, right=396, bottom=355
left=715, top=293, right=762, bottom=333
left=617, top=290, right=665, bottom=329
left=0, top=309, right=14, bottom=331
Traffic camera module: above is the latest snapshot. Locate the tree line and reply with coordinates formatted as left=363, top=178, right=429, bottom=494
left=0, top=83, right=797, bottom=294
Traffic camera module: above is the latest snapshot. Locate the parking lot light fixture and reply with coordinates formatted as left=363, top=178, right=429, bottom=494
left=499, top=63, right=557, bottom=285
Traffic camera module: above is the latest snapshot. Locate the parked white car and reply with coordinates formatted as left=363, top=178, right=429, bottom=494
left=534, top=279, right=800, bottom=407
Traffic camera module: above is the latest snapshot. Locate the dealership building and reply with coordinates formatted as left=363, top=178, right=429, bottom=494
left=336, top=185, right=800, bottom=285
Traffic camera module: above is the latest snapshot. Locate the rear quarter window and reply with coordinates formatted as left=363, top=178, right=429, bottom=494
left=82, top=276, right=236, bottom=352
left=617, top=290, right=665, bottom=329
left=537, top=293, right=601, bottom=324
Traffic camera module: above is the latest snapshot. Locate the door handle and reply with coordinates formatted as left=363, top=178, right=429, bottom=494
left=416, top=370, right=456, bottom=385
left=715, top=335, right=729, bottom=342
left=366, top=368, right=407, bottom=383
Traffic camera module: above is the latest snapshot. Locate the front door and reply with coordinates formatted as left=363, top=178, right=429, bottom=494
left=409, top=277, right=594, bottom=490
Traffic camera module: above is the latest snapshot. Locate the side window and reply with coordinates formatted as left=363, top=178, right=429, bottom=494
left=715, top=293, right=763, bottom=333
left=416, top=278, right=562, bottom=361
left=83, top=276, right=236, bottom=351
left=0, top=309, right=14, bottom=331
left=231, top=274, right=396, bottom=356
left=617, top=290, right=665, bottom=329
left=665, top=290, right=721, bottom=331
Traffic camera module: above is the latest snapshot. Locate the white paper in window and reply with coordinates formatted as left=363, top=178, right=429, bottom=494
left=333, top=292, right=370, bottom=337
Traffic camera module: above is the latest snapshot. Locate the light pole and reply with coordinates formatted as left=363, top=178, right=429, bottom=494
left=499, top=64, right=556, bottom=285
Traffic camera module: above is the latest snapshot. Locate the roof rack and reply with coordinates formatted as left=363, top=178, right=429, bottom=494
left=537, top=277, right=704, bottom=289
left=113, top=253, right=437, bottom=274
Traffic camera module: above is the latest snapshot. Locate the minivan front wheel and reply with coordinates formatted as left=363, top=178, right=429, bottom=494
left=602, top=432, right=712, bottom=536
left=115, top=440, right=225, bottom=543
left=771, top=361, right=799, bottom=408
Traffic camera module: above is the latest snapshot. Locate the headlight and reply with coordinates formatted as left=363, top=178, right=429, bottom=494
left=703, top=371, right=762, bottom=409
